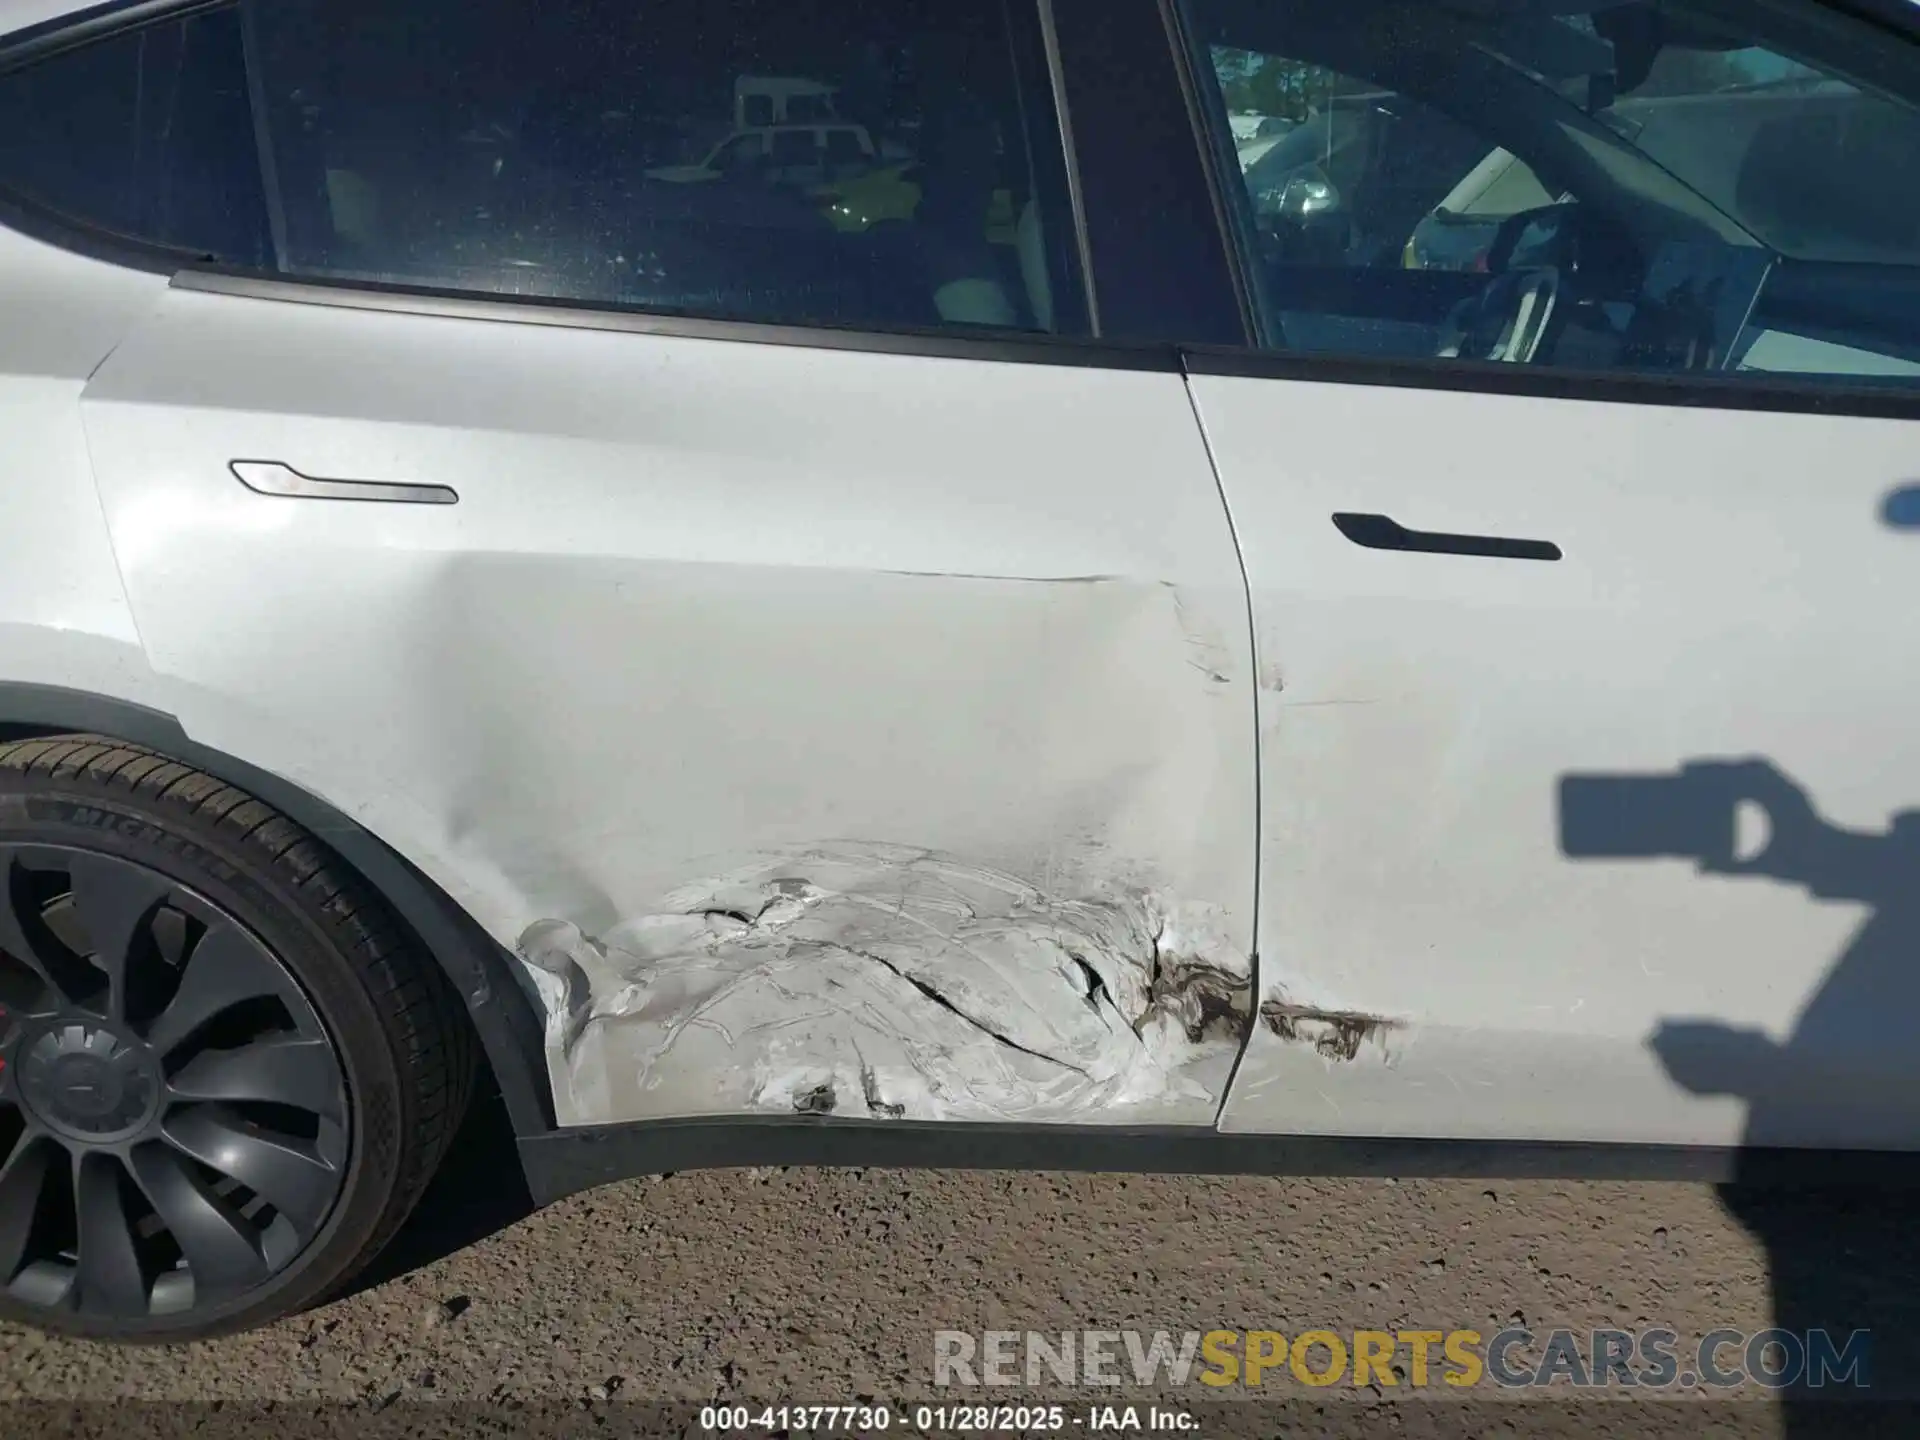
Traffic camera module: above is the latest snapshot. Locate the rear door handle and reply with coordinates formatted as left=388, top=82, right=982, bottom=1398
left=230, top=460, right=458, bottom=506
left=1332, top=511, right=1560, bottom=562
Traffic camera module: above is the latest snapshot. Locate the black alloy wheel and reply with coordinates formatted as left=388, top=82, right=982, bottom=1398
left=0, top=844, right=348, bottom=1319
left=0, top=736, right=474, bottom=1341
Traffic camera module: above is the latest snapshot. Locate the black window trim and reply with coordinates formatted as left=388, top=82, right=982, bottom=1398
left=0, top=0, right=221, bottom=73
left=1045, top=0, right=1248, bottom=345
left=3, top=0, right=1177, bottom=371
left=171, top=265, right=1183, bottom=372
left=1160, top=0, right=1920, bottom=421
left=1180, top=341, right=1920, bottom=420
left=0, top=184, right=209, bottom=275
left=1154, top=0, right=1262, bottom=346
left=234, top=0, right=289, bottom=272
left=1035, top=0, right=1103, bottom=335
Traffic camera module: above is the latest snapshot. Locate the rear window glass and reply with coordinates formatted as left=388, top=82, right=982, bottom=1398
left=0, top=9, right=271, bottom=264
left=0, top=0, right=1088, bottom=339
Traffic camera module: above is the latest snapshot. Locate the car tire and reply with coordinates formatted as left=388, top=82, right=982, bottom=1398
left=0, top=735, right=475, bottom=1341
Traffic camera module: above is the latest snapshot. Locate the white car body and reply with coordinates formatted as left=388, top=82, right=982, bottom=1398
left=2, top=0, right=1918, bottom=1172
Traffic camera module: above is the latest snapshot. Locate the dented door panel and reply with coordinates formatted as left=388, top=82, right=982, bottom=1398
left=79, top=285, right=1258, bottom=1128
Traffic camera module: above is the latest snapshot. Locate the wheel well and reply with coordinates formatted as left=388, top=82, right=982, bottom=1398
left=0, top=691, right=554, bottom=1138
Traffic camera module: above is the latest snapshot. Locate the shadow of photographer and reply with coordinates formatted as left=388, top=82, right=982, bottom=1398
left=1562, top=759, right=1920, bottom=1431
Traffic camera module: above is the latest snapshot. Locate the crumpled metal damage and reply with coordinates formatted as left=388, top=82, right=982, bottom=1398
left=518, top=844, right=1252, bottom=1126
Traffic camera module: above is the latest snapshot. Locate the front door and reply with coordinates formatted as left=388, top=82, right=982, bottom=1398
left=1177, top=0, right=1920, bottom=1147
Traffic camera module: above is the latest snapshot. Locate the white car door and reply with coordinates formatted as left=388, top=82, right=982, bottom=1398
left=63, top=0, right=1258, bottom=1129
left=1180, top=0, right=1920, bottom=1148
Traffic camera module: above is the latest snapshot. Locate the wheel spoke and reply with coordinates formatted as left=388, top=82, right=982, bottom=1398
left=164, top=1105, right=339, bottom=1235
left=0, top=1133, right=54, bottom=1282
left=74, top=1153, right=148, bottom=1316
left=0, top=836, right=361, bottom=1328
left=66, top=856, right=169, bottom=1021
left=143, top=926, right=289, bottom=1059
left=0, top=858, right=71, bottom=1005
left=150, top=906, right=191, bottom=969
left=129, top=1144, right=268, bottom=1301
left=167, top=1036, right=343, bottom=1122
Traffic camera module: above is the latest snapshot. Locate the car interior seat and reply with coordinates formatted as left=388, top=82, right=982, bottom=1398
left=1015, top=197, right=1055, bottom=333
left=916, top=87, right=1021, bottom=328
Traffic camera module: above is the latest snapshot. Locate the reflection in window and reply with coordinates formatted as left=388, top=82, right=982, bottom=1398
left=0, top=0, right=1087, bottom=339
left=247, top=0, right=1087, bottom=335
left=1182, top=0, right=1920, bottom=388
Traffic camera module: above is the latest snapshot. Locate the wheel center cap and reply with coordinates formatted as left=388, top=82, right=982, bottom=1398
left=16, top=1022, right=161, bottom=1143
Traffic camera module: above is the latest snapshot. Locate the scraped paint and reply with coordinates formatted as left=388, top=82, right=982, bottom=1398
left=1260, top=995, right=1401, bottom=1062
left=518, top=844, right=1251, bottom=1126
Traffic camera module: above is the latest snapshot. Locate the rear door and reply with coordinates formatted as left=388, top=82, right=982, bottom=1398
left=48, top=0, right=1261, bottom=1129
left=1176, top=0, right=1920, bottom=1149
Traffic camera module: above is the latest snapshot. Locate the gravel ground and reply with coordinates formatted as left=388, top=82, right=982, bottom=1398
left=2, top=1093, right=1915, bottom=1439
